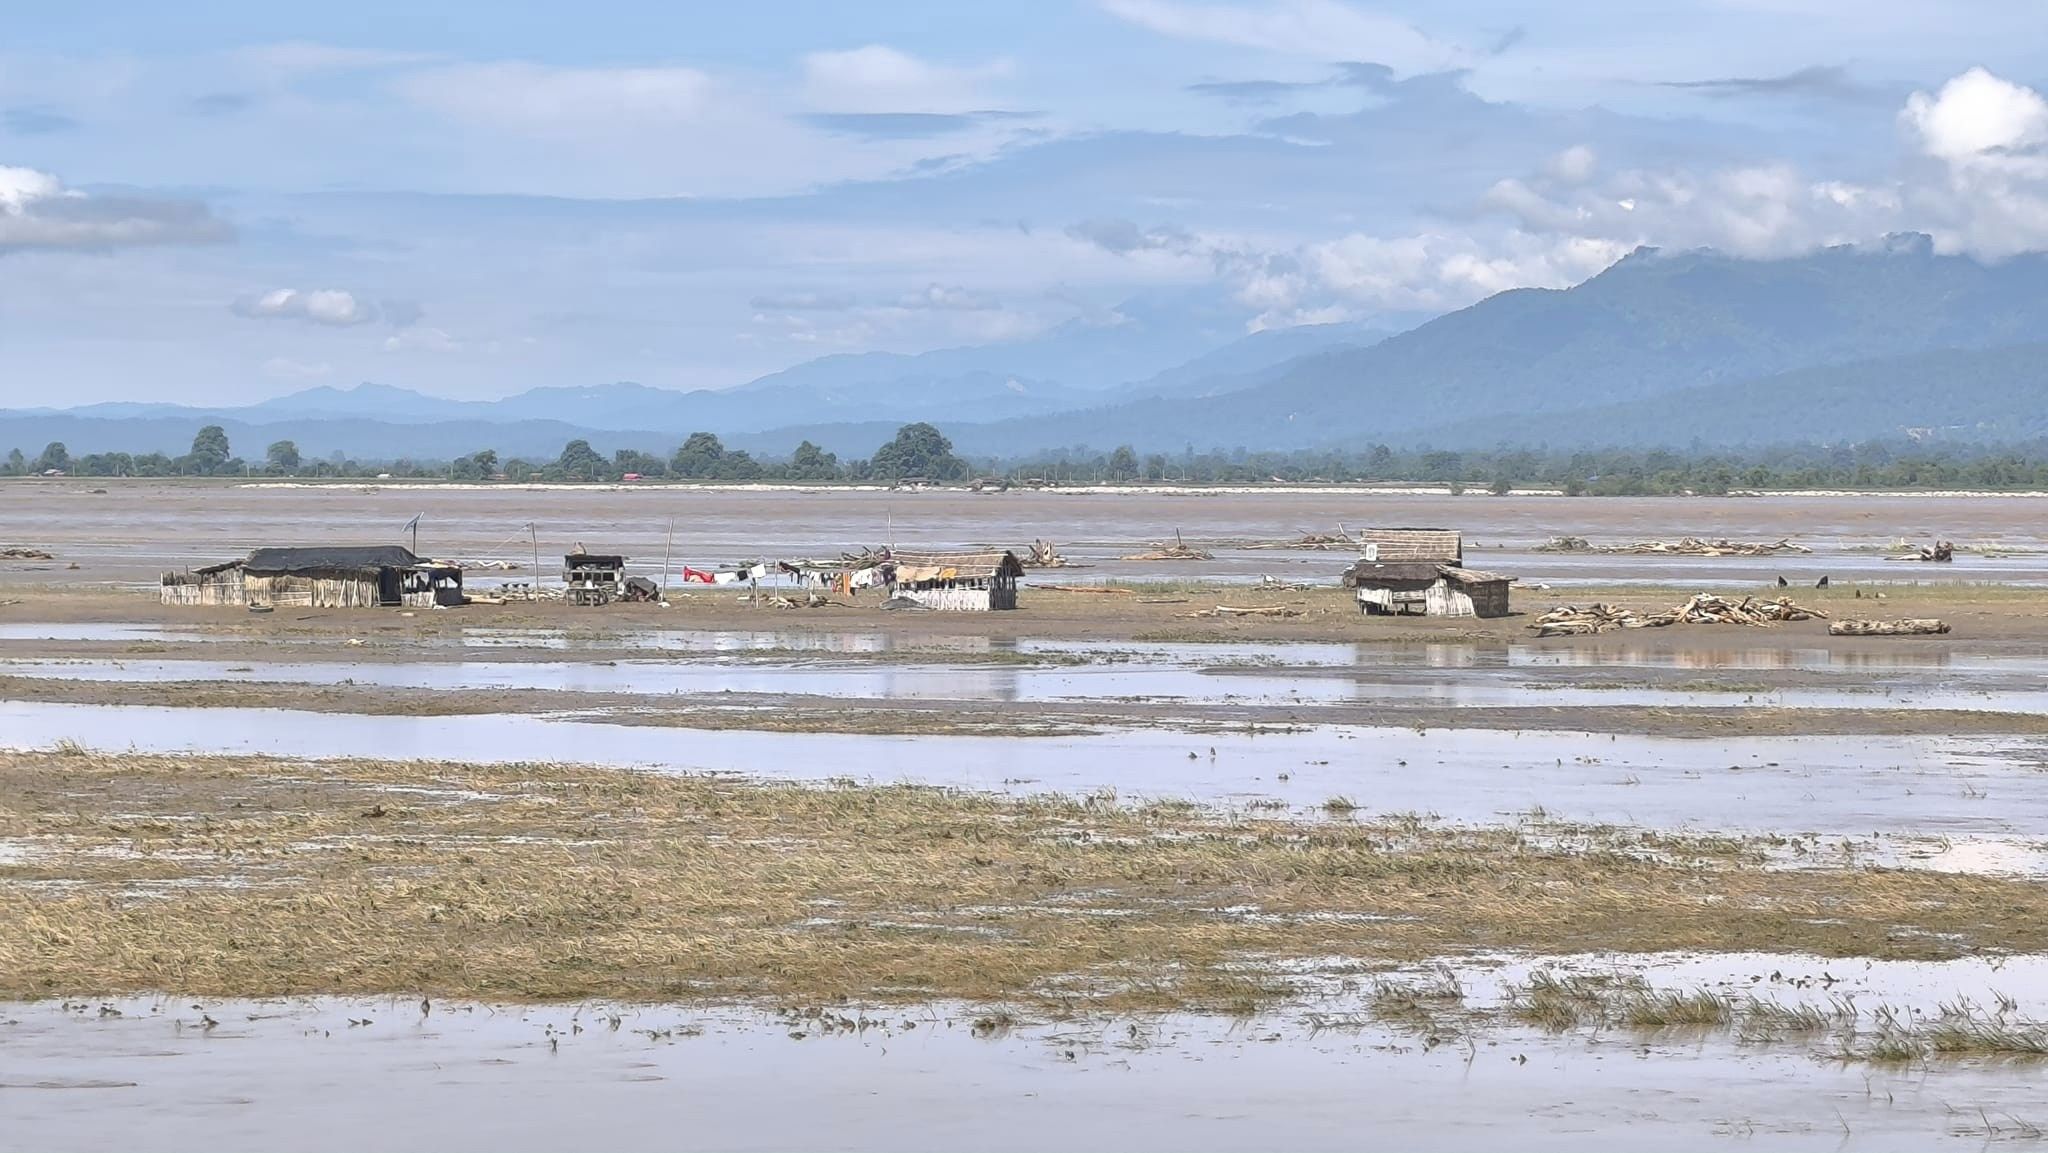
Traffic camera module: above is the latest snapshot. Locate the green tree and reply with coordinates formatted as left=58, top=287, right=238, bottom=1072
left=556, top=439, right=607, bottom=480
left=1106, top=445, right=1139, bottom=481
left=188, top=425, right=231, bottom=475
left=33, top=441, right=69, bottom=473
left=265, top=440, right=301, bottom=474
left=870, top=422, right=966, bottom=481
left=2, top=448, right=22, bottom=476
left=670, top=431, right=726, bottom=478
left=786, top=440, right=840, bottom=481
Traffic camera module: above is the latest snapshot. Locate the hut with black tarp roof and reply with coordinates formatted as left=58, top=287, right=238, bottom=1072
left=162, top=545, right=463, bottom=608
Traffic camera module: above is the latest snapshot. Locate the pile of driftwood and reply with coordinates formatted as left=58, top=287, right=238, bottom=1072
left=1529, top=594, right=1827, bottom=636
left=0, top=547, right=54, bottom=560
left=1183, top=604, right=1305, bottom=619
left=1023, top=539, right=1078, bottom=568
left=1242, top=528, right=1356, bottom=551
left=1829, top=618, right=1949, bottom=636
left=1537, top=536, right=1811, bottom=557
left=1123, top=530, right=1214, bottom=562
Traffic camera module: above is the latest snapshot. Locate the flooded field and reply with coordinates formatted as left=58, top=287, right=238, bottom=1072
left=8, top=480, right=2048, bottom=587
left=10, top=484, right=2048, bottom=1149
left=11, top=951, right=2048, bottom=1151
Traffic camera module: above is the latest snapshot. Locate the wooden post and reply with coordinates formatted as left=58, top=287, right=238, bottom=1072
left=529, top=522, right=540, bottom=600
left=661, top=516, right=675, bottom=598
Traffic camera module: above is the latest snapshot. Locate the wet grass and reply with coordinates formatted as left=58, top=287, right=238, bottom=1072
left=11, top=748, right=2048, bottom=1010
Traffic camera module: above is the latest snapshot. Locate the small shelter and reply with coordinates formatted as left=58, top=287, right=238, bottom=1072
left=1341, top=528, right=1511, bottom=618
left=161, top=545, right=463, bottom=608
left=564, top=553, right=627, bottom=606
left=885, top=550, right=1023, bottom=611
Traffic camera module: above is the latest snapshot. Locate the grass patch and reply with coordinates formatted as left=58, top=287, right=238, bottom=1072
left=11, top=749, right=2048, bottom=1010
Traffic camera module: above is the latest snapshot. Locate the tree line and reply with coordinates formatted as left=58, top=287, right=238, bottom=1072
left=20, top=422, right=2048, bottom=492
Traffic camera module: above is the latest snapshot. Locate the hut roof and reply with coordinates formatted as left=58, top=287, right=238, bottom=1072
left=243, top=545, right=426, bottom=576
left=1439, top=565, right=1511, bottom=585
left=1343, top=561, right=1514, bottom=587
left=565, top=554, right=627, bottom=567
left=890, top=550, right=1024, bottom=582
left=1341, top=560, right=1448, bottom=586
left=1355, top=527, right=1462, bottom=564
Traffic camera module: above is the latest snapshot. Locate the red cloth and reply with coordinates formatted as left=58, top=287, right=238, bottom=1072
left=682, top=567, right=716, bottom=583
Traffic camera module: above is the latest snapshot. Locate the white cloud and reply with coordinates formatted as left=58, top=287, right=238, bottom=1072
left=395, top=62, right=715, bottom=133
left=1901, top=67, right=2048, bottom=169
left=801, top=45, right=1012, bottom=113
left=234, top=288, right=377, bottom=326
left=382, top=326, right=461, bottom=353
left=0, top=164, right=230, bottom=252
left=1102, top=0, right=1467, bottom=75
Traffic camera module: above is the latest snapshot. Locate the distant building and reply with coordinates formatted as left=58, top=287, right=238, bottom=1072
left=162, top=545, right=463, bottom=609
left=1341, top=528, right=1511, bottom=618
left=886, top=550, right=1023, bottom=611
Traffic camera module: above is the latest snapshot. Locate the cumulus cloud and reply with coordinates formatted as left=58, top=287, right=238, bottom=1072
left=1103, top=0, right=1467, bottom=75
left=394, top=62, right=715, bottom=133
left=0, top=165, right=230, bottom=253
left=234, top=288, right=378, bottom=326
left=801, top=45, right=1013, bottom=114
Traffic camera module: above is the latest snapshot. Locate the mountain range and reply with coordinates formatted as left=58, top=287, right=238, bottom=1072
left=9, top=235, right=2048, bottom=462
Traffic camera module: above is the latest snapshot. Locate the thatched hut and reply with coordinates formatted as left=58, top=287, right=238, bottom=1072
left=162, top=546, right=463, bottom=609
left=885, top=550, right=1023, bottom=611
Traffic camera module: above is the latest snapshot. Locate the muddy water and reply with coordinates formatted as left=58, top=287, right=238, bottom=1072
left=6, top=700, right=2046, bottom=839
left=8, top=951, right=2048, bottom=1151
left=13, top=482, right=2048, bottom=588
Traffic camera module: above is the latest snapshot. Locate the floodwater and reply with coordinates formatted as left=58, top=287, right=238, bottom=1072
left=6, top=700, right=2047, bottom=839
left=8, top=951, right=2048, bottom=1152
left=12, top=482, right=2048, bottom=588
left=10, top=638, right=2048, bottom=711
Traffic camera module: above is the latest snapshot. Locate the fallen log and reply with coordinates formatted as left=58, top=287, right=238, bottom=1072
left=1828, top=618, right=1949, bottom=636
left=1184, top=605, right=1306, bottom=618
left=1039, top=584, right=1133, bottom=595
left=1122, top=529, right=1214, bottom=562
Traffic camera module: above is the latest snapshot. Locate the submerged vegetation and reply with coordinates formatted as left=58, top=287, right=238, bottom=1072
left=8, top=749, right=2048, bottom=1010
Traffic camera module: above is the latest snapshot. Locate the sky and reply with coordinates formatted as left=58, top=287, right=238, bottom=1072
left=3, top=0, right=2048, bottom=405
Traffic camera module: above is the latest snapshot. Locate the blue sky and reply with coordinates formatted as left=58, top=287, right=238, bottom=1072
left=3, top=0, right=2048, bottom=404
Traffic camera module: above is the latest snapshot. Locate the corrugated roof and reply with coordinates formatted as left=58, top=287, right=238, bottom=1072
left=1355, top=527, right=1462, bottom=563
left=1343, top=561, right=1514, bottom=587
left=1341, top=560, right=1447, bottom=586
left=889, top=550, right=1024, bottom=582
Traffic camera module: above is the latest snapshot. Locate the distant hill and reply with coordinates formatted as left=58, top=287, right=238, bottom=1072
left=18, top=239, right=2048, bottom=463
left=929, top=236, right=2048, bottom=452
left=1403, top=342, right=2048, bottom=448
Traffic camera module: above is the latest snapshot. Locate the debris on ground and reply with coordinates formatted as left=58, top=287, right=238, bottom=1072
left=621, top=576, right=662, bottom=602
left=0, top=547, right=55, bottom=560
left=1829, top=618, right=1950, bottom=636
left=1183, top=604, right=1306, bottom=618
left=1023, top=539, right=1083, bottom=568
left=1122, top=530, right=1214, bottom=562
left=1040, top=584, right=1133, bottom=594
left=1885, top=540, right=1955, bottom=563
left=1242, top=528, right=1357, bottom=551
left=1536, top=536, right=1811, bottom=557
left=1529, top=594, right=1828, bottom=636
left=458, top=559, right=522, bottom=570
left=1257, top=574, right=1318, bottom=591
